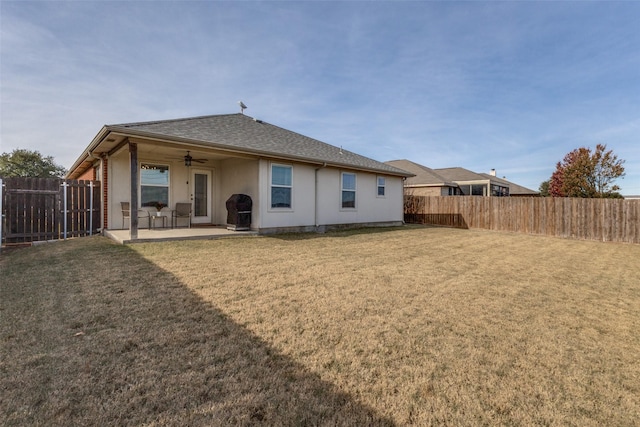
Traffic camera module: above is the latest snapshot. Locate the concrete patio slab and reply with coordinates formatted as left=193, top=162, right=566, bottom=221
left=104, top=226, right=258, bottom=244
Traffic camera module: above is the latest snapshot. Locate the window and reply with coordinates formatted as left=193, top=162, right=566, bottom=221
left=471, top=184, right=486, bottom=196
left=491, top=184, right=509, bottom=197
left=271, top=164, right=292, bottom=208
left=377, top=176, right=386, bottom=197
left=341, top=172, right=356, bottom=208
left=140, top=164, right=169, bottom=208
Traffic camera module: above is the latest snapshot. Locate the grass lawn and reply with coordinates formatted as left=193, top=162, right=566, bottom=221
left=1, top=226, right=639, bottom=426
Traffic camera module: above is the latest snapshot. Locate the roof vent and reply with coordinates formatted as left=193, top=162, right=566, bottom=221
left=254, top=118, right=263, bottom=124
left=490, top=168, right=496, bottom=176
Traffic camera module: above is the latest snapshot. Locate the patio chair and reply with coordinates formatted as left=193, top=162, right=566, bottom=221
left=121, top=202, right=150, bottom=230
left=172, top=203, right=192, bottom=229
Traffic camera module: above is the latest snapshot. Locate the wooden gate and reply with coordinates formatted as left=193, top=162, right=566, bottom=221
left=1, top=177, right=101, bottom=245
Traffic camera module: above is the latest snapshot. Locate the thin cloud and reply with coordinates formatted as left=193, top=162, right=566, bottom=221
left=1, top=1, right=638, bottom=194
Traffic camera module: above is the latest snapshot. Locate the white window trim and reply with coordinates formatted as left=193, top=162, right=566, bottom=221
left=269, top=162, right=294, bottom=211
left=340, top=171, right=357, bottom=210
left=139, top=162, right=171, bottom=209
left=376, top=176, right=386, bottom=198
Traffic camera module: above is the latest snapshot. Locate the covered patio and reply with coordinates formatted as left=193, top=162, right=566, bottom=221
left=104, top=226, right=258, bottom=244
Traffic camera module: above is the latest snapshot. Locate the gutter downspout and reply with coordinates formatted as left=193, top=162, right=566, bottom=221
left=402, top=177, right=407, bottom=224
left=315, top=163, right=327, bottom=231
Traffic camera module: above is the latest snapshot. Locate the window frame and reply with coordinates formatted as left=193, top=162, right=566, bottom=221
left=377, top=176, right=386, bottom=198
left=341, top=171, right=357, bottom=210
left=269, top=163, right=293, bottom=210
left=140, top=163, right=170, bottom=209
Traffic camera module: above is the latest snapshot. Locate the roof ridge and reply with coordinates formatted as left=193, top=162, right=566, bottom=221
left=386, top=160, right=455, bottom=185
left=110, top=113, right=244, bottom=128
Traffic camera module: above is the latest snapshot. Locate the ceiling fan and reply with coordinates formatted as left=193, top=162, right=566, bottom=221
left=181, top=151, right=207, bottom=166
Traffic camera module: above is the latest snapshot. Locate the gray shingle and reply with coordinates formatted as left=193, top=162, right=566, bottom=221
left=109, top=114, right=411, bottom=177
left=385, top=160, right=456, bottom=186
left=433, top=167, right=488, bottom=182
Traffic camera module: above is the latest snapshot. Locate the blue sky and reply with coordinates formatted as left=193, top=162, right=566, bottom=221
left=2, top=1, right=639, bottom=195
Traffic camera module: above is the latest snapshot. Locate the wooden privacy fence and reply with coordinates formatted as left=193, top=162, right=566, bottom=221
left=405, top=196, right=640, bottom=244
left=1, top=177, right=101, bottom=245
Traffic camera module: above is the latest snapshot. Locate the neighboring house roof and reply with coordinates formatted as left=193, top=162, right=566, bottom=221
left=384, top=161, right=539, bottom=196
left=385, top=160, right=458, bottom=187
left=68, top=113, right=412, bottom=178
left=478, top=173, right=539, bottom=196
left=433, top=167, right=488, bottom=182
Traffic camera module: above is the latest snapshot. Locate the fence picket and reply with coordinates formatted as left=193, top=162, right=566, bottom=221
left=405, top=196, right=640, bottom=244
left=1, top=177, right=100, bottom=245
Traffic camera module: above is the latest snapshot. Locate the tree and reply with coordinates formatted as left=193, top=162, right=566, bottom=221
left=0, top=149, right=66, bottom=178
left=539, top=180, right=550, bottom=197
left=549, top=144, right=625, bottom=198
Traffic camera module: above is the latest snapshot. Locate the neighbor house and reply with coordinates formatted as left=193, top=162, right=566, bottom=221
left=384, top=160, right=461, bottom=196
left=67, top=113, right=413, bottom=239
left=476, top=171, right=539, bottom=197
left=385, top=160, right=538, bottom=197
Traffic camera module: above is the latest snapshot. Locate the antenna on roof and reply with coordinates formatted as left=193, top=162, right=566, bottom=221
left=238, top=101, right=247, bottom=114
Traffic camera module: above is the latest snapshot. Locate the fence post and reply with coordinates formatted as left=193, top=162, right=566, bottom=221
left=61, top=181, right=68, bottom=240
left=0, top=178, right=3, bottom=254
left=89, top=181, right=94, bottom=236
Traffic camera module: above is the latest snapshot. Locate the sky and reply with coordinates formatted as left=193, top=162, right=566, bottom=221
left=1, top=1, right=639, bottom=195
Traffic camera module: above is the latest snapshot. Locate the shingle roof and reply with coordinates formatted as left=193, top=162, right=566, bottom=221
left=478, top=173, right=539, bottom=195
left=108, top=113, right=411, bottom=177
left=385, top=161, right=539, bottom=196
left=385, top=160, right=457, bottom=187
left=433, top=167, right=488, bottom=182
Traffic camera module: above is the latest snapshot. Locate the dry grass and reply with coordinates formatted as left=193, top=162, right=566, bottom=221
left=1, top=226, right=639, bottom=426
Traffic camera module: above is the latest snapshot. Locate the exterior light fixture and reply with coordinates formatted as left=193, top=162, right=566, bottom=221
left=184, top=151, right=192, bottom=167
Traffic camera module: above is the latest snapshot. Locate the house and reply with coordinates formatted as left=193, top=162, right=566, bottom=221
left=383, top=160, right=461, bottom=196
left=385, top=159, right=538, bottom=197
left=476, top=172, right=539, bottom=197
left=67, top=113, right=413, bottom=240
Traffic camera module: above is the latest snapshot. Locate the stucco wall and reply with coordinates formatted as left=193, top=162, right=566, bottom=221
left=218, top=158, right=259, bottom=226
left=109, top=150, right=130, bottom=229
left=258, top=159, right=316, bottom=229
left=106, top=148, right=403, bottom=232
left=258, top=160, right=404, bottom=231
left=315, top=169, right=404, bottom=226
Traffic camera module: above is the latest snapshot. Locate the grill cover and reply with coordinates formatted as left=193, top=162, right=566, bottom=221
left=226, top=194, right=252, bottom=230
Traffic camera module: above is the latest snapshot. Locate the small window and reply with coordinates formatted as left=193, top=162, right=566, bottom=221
left=140, top=164, right=169, bottom=208
left=341, top=172, right=356, bottom=209
left=271, top=164, right=292, bottom=208
left=377, top=176, right=386, bottom=197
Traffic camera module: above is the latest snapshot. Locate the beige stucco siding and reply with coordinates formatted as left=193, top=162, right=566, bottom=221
left=257, top=159, right=316, bottom=229
left=105, top=145, right=403, bottom=232
left=318, top=171, right=403, bottom=225
left=218, top=158, right=259, bottom=226
left=259, top=160, right=404, bottom=230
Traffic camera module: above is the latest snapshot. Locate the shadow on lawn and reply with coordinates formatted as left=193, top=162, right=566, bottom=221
left=1, top=238, right=393, bottom=426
